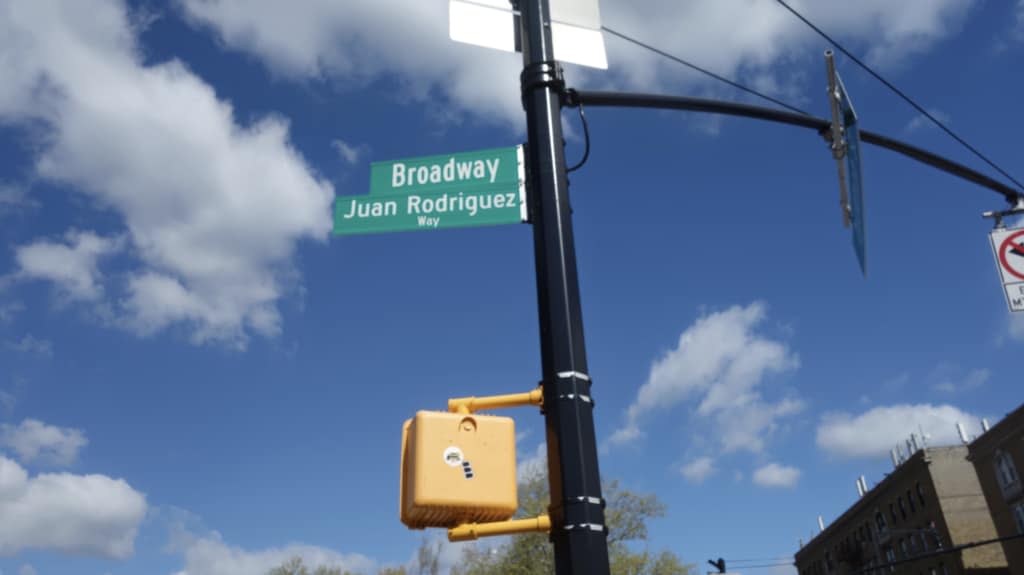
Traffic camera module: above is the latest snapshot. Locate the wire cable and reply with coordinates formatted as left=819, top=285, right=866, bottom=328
left=729, top=563, right=795, bottom=570
left=602, top=25, right=813, bottom=117
left=726, top=558, right=795, bottom=563
left=772, top=0, right=1024, bottom=193
left=566, top=90, right=591, bottom=173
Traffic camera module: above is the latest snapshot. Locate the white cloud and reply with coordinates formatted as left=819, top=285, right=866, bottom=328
left=517, top=442, right=547, bottom=482
left=331, top=139, right=365, bottom=165
left=0, top=419, right=88, bottom=467
left=904, top=109, right=951, bottom=133
left=0, top=184, right=38, bottom=215
left=0, top=301, right=25, bottom=324
left=168, top=527, right=374, bottom=575
left=19, top=564, right=37, bottom=575
left=14, top=231, right=122, bottom=302
left=1016, top=0, right=1024, bottom=40
left=178, top=0, right=977, bottom=126
left=0, top=392, right=14, bottom=416
left=0, top=455, right=147, bottom=559
left=930, top=366, right=989, bottom=394
left=679, top=456, right=716, bottom=484
left=179, top=0, right=524, bottom=126
left=0, top=0, right=334, bottom=348
left=610, top=302, right=801, bottom=453
left=4, top=335, right=54, bottom=358
left=816, top=404, right=983, bottom=459
left=752, top=462, right=801, bottom=488
left=1010, top=314, right=1024, bottom=342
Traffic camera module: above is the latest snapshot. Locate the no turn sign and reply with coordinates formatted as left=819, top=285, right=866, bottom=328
left=990, top=227, right=1024, bottom=312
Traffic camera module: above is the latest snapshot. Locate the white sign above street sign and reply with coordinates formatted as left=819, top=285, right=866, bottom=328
left=989, top=226, right=1024, bottom=312
left=449, top=0, right=608, bottom=70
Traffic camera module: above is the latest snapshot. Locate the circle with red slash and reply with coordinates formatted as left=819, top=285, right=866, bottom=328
left=998, top=230, right=1024, bottom=281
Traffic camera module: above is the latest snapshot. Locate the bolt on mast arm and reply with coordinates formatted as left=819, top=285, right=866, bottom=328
left=565, top=90, right=1023, bottom=205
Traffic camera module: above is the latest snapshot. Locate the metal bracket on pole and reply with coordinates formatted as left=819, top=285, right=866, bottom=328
left=825, top=50, right=851, bottom=228
left=448, top=514, right=551, bottom=542
left=982, top=197, right=1024, bottom=229
left=448, top=387, right=544, bottom=414
left=521, top=61, right=565, bottom=102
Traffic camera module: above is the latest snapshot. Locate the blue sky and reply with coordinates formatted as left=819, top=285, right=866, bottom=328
left=1, top=1, right=1023, bottom=574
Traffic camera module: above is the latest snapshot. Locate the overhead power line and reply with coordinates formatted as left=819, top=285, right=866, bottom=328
left=601, top=25, right=812, bottom=116
left=845, top=532, right=1024, bottom=575
left=726, top=557, right=795, bottom=564
left=772, top=0, right=1024, bottom=193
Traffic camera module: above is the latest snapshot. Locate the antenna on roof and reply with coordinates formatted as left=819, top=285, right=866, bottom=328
left=890, top=448, right=899, bottom=468
left=859, top=475, right=868, bottom=495
left=818, top=515, right=826, bottom=532
left=856, top=477, right=865, bottom=497
left=956, top=422, right=969, bottom=444
left=981, top=418, right=991, bottom=432
left=918, top=425, right=930, bottom=447
left=910, top=433, right=920, bottom=452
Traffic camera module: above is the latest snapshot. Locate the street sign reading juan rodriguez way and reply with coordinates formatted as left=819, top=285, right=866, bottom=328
left=334, top=145, right=527, bottom=235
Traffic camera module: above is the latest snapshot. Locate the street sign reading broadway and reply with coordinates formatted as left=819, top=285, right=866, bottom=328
left=990, top=226, right=1024, bottom=312
left=334, top=146, right=527, bottom=235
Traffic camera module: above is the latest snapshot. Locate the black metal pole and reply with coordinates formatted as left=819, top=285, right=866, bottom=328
left=518, top=0, right=610, bottom=574
left=568, top=90, right=1023, bottom=205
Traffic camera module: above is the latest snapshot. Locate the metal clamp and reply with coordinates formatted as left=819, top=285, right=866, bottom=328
left=983, top=197, right=1024, bottom=229
left=558, top=393, right=593, bottom=405
left=521, top=61, right=565, bottom=95
left=563, top=523, right=607, bottom=534
left=566, top=495, right=605, bottom=508
left=557, top=370, right=590, bottom=381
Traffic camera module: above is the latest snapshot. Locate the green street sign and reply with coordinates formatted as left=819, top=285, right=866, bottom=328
left=334, top=146, right=527, bottom=236
left=369, top=146, right=521, bottom=196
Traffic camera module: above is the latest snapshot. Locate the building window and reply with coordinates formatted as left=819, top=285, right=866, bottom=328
left=890, top=502, right=898, bottom=523
left=876, top=511, right=888, bottom=533
left=1014, top=502, right=1024, bottom=535
left=899, top=538, right=909, bottom=558
left=933, top=532, right=943, bottom=549
left=906, top=489, right=916, bottom=513
left=885, top=548, right=896, bottom=572
left=995, top=450, right=1020, bottom=492
left=898, top=496, right=908, bottom=520
left=916, top=482, right=926, bottom=507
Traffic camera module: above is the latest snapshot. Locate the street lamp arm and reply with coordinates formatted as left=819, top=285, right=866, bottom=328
left=566, top=90, right=1022, bottom=205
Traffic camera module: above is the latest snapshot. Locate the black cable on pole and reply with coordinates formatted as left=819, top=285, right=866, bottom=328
left=601, top=25, right=813, bottom=117
left=568, top=90, right=1023, bottom=204
left=566, top=90, right=591, bottom=173
left=728, top=564, right=795, bottom=570
left=726, top=557, right=795, bottom=563
left=772, top=0, right=1024, bottom=193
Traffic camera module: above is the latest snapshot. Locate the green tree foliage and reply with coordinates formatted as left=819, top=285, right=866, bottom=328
left=268, top=538, right=442, bottom=575
left=267, top=556, right=347, bottom=575
left=451, top=472, right=693, bottom=575
left=269, top=475, right=691, bottom=575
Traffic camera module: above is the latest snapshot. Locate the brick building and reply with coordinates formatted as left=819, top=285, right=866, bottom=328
left=968, top=404, right=1024, bottom=575
left=795, top=445, right=1007, bottom=575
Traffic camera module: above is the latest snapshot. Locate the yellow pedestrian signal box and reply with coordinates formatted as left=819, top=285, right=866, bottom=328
left=400, top=410, right=517, bottom=529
